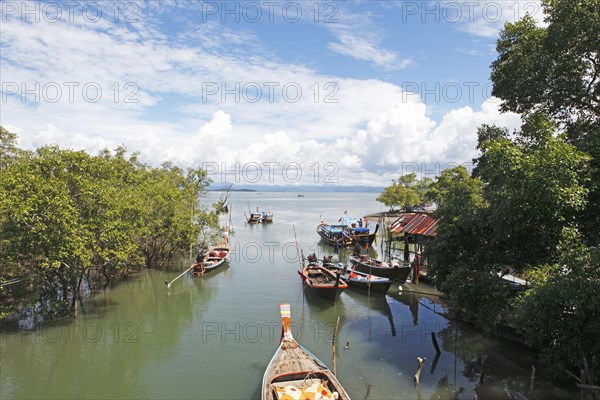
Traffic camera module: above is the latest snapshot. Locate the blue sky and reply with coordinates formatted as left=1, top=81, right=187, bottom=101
left=1, top=1, right=543, bottom=186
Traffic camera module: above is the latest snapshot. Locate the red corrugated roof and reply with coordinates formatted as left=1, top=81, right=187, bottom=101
left=388, top=213, right=438, bottom=237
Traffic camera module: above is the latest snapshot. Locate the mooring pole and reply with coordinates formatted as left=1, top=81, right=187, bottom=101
left=332, top=316, right=340, bottom=376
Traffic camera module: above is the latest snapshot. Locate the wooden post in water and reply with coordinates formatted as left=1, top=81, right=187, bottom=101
left=332, top=316, right=340, bottom=376
left=479, top=356, right=487, bottom=384
left=529, top=366, right=536, bottom=399
left=189, top=202, right=194, bottom=264
left=414, top=356, right=426, bottom=385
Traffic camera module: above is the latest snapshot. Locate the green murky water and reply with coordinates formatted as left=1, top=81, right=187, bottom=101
left=0, top=192, right=576, bottom=399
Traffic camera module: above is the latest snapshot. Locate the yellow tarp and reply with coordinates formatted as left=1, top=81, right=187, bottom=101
left=274, top=381, right=337, bottom=400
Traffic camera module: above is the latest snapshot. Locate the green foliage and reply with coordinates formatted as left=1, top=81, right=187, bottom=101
left=428, top=166, right=487, bottom=285
left=474, top=120, right=589, bottom=271
left=0, top=126, right=217, bottom=319
left=491, top=15, right=548, bottom=117
left=430, top=122, right=592, bottom=374
left=490, top=0, right=600, bottom=244
left=414, top=177, right=434, bottom=204
left=442, top=268, right=512, bottom=335
left=511, top=247, right=600, bottom=380
left=491, top=0, right=600, bottom=126
left=376, top=173, right=423, bottom=211
left=427, top=0, right=600, bottom=381
left=0, top=126, right=19, bottom=169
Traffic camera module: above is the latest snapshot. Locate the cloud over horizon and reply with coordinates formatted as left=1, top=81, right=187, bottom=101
left=1, top=1, right=524, bottom=186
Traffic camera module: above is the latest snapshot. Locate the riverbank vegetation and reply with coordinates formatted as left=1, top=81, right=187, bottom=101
left=379, top=0, right=599, bottom=381
left=0, top=128, right=218, bottom=320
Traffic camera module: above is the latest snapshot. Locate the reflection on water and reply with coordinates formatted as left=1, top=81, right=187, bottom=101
left=0, top=192, right=577, bottom=399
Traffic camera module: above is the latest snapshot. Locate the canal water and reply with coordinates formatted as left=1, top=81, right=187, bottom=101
left=0, top=192, right=576, bottom=399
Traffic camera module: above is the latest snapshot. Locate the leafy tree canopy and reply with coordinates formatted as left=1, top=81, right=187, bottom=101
left=376, top=173, right=424, bottom=211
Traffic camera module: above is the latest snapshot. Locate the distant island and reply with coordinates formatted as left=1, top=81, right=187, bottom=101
left=208, top=184, right=384, bottom=193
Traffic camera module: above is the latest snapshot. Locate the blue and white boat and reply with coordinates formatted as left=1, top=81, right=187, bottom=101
left=317, top=216, right=378, bottom=247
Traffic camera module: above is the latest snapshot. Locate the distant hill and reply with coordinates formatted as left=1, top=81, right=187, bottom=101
left=208, top=184, right=384, bottom=193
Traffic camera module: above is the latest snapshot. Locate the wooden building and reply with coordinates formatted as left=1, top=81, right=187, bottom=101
left=387, top=212, right=438, bottom=261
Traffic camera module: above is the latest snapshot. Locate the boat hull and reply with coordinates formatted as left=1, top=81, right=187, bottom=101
left=346, top=277, right=393, bottom=294
left=298, top=266, right=347, bottom=304
left=317, top=223, right=378, bottom=248
left=327, top=265, right=393, bottom=295
left=350, top=256, right=411, bottom=282
left=191, top=240, right=230, bottom=276
left=262, top=304, right=351, bottom=400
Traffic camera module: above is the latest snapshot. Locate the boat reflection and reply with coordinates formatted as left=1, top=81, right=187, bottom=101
left=341, top=290, right=396, bottom=338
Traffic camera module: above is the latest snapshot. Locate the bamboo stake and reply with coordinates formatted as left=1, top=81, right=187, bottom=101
left=293, top=225, right=303, bottom=269
left=414, top=357, right=426, bottom=385
left=189, top=202, right=194, bottom=264
left=332, top=316, right=340, bottom=376
left=529, top=366, right=536, bottom=399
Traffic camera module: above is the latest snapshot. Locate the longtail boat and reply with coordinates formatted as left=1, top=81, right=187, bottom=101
left=327, top=265, right=393, bottom=295
left=261, top=211, right=274, bottom=223
left=349, top=255, right=411, bottom=282
left=247, top=212, right=262, bottom=224
left=317, top=217, right=378, bottom=248
left=191, top=238, right=230, bottom=276
left=298, top=265, right=348, bottom=304
left=262, top=304, right=352, bottom=400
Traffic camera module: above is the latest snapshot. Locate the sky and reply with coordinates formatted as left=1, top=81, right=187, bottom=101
left=0, top=0, right=544, bottom=187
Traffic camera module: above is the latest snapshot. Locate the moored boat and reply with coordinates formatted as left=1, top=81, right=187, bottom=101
left=317, top=217, right=378, bottom=248
left=261, top=211, right=274, bottom=223
left=247, top=212, right=262, bottom=224
left=327, top=265, right=393, bottom=295
left=191, top=238, right=230, bottom=276
left=298, top=264, right=348, bottom=304
left=262, top=304, right=351, bottom=400
left=349, top=255, right=411, bottom=282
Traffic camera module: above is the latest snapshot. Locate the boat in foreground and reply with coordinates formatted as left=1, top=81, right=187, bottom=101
left=298, top=264, right=348, bottom=304
left=262, top=304, right=351, bottom=400
left=191, top=238, right=230, bottom=276
left=349, top=255, right=411, bottom=282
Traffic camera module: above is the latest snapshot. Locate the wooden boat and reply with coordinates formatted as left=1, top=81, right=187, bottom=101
left=306, top=253, right=337, bottom=270
left=349, top=255, right=411, bottom=282
left=247, top=211, right=262, bottom=224
left=298, top=264, right=348, bottom=304
left=327, top=265, right=393, bottom=295
left=262, top=304, right=351, bottom=400
left=191, top=238, right=230, bottom=276
left=317, top=217, right=378, bottom=248
left=261, top=211, right=274, bottom=223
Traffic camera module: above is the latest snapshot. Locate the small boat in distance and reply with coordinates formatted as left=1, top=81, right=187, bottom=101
left=191, top=237, right=230, bottom=276
left=298, top=264, right=348, bottom=304
left=297, top=194, right=304, bottom=197
left=246, top=211, right=262, bottom=224
left=261, top=211, right=274, bottom=223
left=262, top=304, right=351, bottom=400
